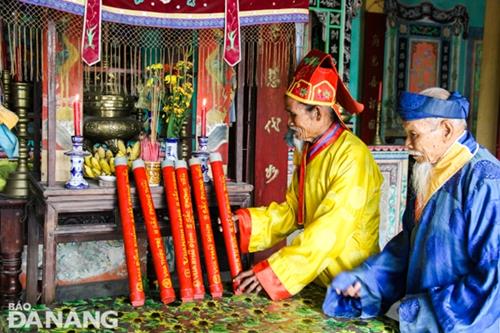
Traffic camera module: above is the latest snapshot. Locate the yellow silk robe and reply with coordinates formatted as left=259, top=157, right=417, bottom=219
left=237, top=129, right=382, bottom=300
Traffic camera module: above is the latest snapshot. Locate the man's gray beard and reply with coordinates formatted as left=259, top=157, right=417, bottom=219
left=285, top=127, right=304, bottom=152
left=293, top=136, right=304, bottom=152
left=412, top=161, right=433, bottom=198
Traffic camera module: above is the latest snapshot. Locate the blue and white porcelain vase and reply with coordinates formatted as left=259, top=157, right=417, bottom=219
left=65, top=136, right=90, bottom=189
left=192, top=136, right=210, bottom=182
left=164, top=137, right=179, bottom=161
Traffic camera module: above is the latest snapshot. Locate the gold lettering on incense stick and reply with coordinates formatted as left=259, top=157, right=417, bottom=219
left=196, top=168, right=219, bottom=283
left=170, top=173, right=183, bottom=217
left=198, top=177, right=210, bottom=216
left=195, top=168, right=221, bottom=281
left=141, top=179, right=157, bottom=218
left=122, top=168, right=142, bottom=290
left=220, top=183, right=242, bottom=270
left=178, top=172, right=200, bottom=285
left=173, top=172, right=190, bottom=270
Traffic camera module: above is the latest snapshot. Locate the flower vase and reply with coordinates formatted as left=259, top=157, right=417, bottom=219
left=165, top=138, right=179, bottom=161
left=65, top=136, right=90, bottom=189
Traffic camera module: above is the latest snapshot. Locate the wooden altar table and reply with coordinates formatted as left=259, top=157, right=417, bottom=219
left=25, top=176, right=253, bottom=305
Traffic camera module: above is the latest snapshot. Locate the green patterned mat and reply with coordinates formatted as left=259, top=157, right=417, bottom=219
left=0, top=284, right=399, bottom=332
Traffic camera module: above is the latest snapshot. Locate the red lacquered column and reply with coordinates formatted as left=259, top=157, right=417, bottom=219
left=161, top=159, right=194, bottom=302
left=132, top=159, right=176, bottom=304
left=189, top=158, right=223, bottom=298
left=209, top=152, right=242, bottom=293
left=115, top=157, right=145, bottom=306
left=175, top=160, right=206, bottom=299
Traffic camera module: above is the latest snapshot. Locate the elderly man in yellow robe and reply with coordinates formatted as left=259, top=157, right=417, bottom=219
left=233, top=49, right=383, bottom=300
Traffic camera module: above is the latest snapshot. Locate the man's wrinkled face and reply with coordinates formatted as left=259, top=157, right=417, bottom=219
left=403, top=119, right=447, bottom=164
left=285, top=97, right=317, bottom=142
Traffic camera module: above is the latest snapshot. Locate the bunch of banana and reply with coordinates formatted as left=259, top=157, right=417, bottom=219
left=83, top=140, right=141, bottom=179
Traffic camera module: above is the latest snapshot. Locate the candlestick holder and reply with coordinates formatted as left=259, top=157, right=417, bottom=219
left=192, top=136, right=210, bottom=182
left=65, top=135, right=90, bottom=189
left=4, top=82, right=31, bottom=198
left=372, top=101, right=384, bottom=145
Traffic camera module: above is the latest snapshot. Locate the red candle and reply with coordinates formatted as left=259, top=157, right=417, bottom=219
left=132, top=159, right=176, bottom=304
left=175, top=160, right=206, bottom=299
left=189, top=158, right=223, bottom=298
left=161, top=159, right=194, bottom=302
left=209, top=152, right=243, bottom=293
left=377, top=81, right=383, bottom=104
left=115, top=157, right=145, bottom=307
left=201, top=98, right=207, bottom=137
left=73, top=94, right=81, bottom=136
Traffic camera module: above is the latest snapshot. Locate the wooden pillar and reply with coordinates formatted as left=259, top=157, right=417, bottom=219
left=0, top=199, right=26, bottom=307
left=47, top=20, right=57, bottom=187
left=476, top=0, right=500, bottom=152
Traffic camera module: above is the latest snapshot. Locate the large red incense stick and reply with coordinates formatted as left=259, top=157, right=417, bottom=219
left=209, top=153, right=242, bottom=293
left=132, top=159, right=176, bottom=304
left=161, top=159, right=194, bottom=302
left=115, top=157, right=145, bottom=307
left=175, top=160, right=206, bottom=299
left=189, top=158, right=223, bottom=298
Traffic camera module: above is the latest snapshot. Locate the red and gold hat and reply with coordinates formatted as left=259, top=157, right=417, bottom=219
left=286, top=49, right=364, bottom=115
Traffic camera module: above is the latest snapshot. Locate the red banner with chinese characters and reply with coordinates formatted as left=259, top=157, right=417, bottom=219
left=253, top=25, right=291, bottom=206
left=359, top=12, right=386, bottom=144
left=81, top=0, right=102, bottom=65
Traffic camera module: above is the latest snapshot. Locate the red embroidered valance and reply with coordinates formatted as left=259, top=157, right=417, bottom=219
left=21, top=0, right=309, bottom=29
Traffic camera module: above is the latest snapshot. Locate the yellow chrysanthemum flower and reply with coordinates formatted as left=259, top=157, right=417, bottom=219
left=164, top=75, right=177, bottom=85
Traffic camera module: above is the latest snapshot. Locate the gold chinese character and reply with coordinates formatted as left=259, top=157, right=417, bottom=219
left=265, top=164, right=279, bottom=184
left=264, top=116, right=282, bottom=134
left=368, top=97, right=377, bottom=110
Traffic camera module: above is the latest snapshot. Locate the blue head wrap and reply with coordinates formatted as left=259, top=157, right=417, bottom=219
left=397, top=91, right=469, bottom=121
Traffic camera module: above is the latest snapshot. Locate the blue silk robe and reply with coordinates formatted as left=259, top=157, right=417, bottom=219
left=323, top=131, right=500, bottom=332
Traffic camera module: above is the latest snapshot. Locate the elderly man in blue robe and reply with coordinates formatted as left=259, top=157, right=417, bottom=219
left=322, top=87, right=500, bottom=332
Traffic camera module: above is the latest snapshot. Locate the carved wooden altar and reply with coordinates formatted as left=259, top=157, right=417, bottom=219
left=0, top=0, right=308, bottom=305
left=26, top=178, right=253, bottom=304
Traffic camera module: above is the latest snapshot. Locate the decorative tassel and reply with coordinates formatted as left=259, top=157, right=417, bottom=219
left=23, top=25, right=27, bottom=82
left=0, top=22, right=3, bottom=73
left=36, top=27, right=40, bottom=81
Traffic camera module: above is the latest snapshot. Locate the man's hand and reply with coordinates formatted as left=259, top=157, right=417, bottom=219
left=338, top=281, right=361, bottom=298
left=217, top=215, right=239, bottom=234
left=233, top=269, right=263, bottom=294
left=331, top=272, right=362, bottom=298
